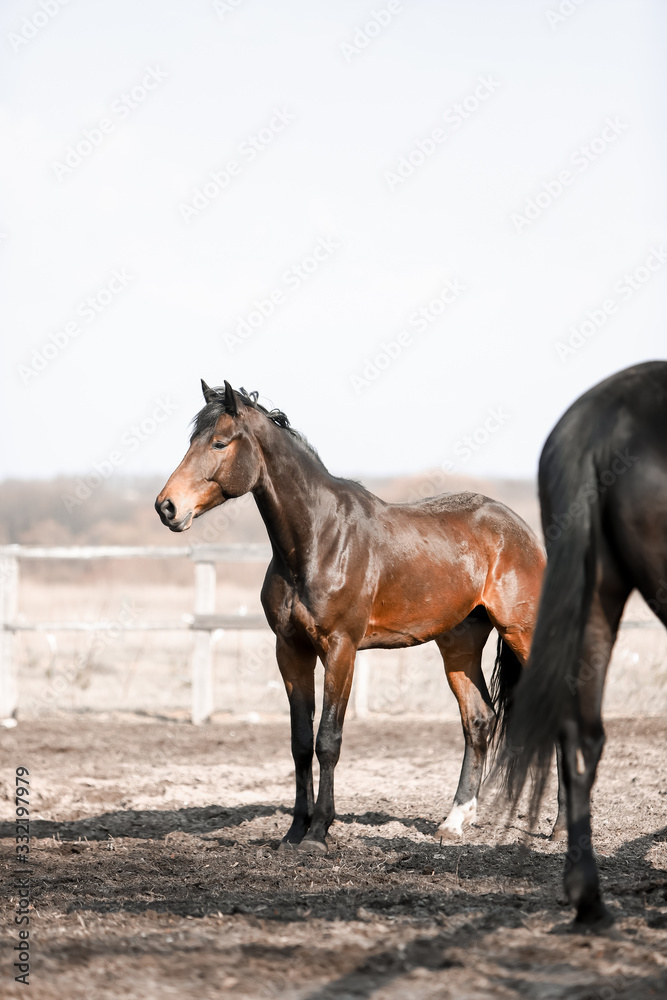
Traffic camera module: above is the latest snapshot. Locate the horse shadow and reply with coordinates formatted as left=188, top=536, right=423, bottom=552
left=0, top=802, right=290, bottom=842
left=3, top=803, right=664, bottom=924
left=295, top=824, right=667, bottom=1000
left=24, top=819, right=665, bottom=1000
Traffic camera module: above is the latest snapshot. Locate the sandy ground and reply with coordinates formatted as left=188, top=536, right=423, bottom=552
left=1, top=713, right=666, bottom=999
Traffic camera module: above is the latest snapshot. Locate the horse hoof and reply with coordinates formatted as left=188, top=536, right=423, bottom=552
left=277, top=839, right=299, bottom=853
left=436, top=799, right=476, bottom=841
left=549, top=825, right=567, bottom=843
left=297, top=837, right=328, bottom=854
left=435, top=823, right=463, bottom=842
left=571, top=911, right=615, bottom=933
left=573, top=903, right=614, bottom=932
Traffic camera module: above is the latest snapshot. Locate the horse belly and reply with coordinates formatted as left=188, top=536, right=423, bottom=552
left=361, top=586, right=477, bottom=649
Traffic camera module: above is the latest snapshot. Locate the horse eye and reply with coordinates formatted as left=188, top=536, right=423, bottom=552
left=212, top=441, right=227, bottom=450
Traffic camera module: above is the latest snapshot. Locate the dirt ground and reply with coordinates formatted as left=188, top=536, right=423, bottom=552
left=1, top=714, right=666, bottom=1000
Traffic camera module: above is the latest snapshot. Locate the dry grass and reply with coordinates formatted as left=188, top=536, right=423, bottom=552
left=13, top=582, right=667, bottom=721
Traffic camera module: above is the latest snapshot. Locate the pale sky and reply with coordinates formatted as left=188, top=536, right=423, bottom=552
left=1, top=0, right=665, bottom=482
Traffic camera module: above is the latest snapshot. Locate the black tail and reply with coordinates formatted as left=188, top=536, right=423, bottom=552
left=501, top=446, right=598, bottom=820
left=489, top=635, right=522, bottom=745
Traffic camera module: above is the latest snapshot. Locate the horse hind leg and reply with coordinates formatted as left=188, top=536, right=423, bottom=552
left=493, top=620, right=569, bottom=841
left=561, top=561, right=629, bottom=928
left=551, top=745, right=568, bottom=842
left=435, top=611, right=494, bottom=839
left=484, top=574, right=571, bottom=842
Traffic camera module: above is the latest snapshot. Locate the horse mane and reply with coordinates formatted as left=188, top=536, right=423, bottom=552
left=190, top=385, right=325, bottom=465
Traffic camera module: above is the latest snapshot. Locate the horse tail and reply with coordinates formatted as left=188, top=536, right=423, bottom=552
left=501, top=441, right=599, bottom=820
left=489, top=635, right=522, bottom=745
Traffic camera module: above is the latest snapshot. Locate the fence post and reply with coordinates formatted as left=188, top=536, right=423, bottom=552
left=353, top=650, right=371, bottom=719
left=191, top=560, right=216, bottom=724
left=0, top=550, right=19, bottom=721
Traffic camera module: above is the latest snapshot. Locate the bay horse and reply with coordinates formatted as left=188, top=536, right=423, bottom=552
left=156, top=380, right=547, bottom=852
left=503, top=360, right=667, bottom=928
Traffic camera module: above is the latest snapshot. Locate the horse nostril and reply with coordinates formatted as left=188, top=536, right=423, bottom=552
left=160, top=498, right=176, bottom=520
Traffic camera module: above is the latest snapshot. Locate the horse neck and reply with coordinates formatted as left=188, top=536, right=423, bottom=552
left=251, top=422, right=341, bottom=577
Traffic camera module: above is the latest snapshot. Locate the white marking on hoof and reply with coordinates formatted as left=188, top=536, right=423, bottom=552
left=436, top=798, right=477, bottom=839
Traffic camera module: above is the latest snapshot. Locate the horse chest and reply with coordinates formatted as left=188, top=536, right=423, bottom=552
left=271, top=586, right=328, bottom=649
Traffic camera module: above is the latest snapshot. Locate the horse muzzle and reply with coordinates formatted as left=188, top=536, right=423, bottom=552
left=155, top=497, right=194, bottom=532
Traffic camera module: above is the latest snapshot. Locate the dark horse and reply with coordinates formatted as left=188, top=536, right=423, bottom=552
left=156, top=380, right=547, bottom=851
left=503, top=360, right=667, bottom=928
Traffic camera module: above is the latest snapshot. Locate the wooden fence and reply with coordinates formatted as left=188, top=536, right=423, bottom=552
left=0, top=543, right=275, bottom=725
left=0, top=544, right=658, bottom=726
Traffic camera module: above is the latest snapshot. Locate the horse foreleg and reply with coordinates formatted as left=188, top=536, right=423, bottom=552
left=299, top=634, right=356, bottom=852
left=276, top=635, right=317, bottom=847
left=435, top=617, right=494, bottom=839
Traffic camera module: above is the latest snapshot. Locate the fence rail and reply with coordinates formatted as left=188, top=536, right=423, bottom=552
left=0, top=544, right=660, bottom=726
left=0, top=543, right=272, bottom=561
left=0, top=543, right=274, bottom=725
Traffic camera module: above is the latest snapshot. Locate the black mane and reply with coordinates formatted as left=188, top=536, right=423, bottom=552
left=190, top=385, right=323, bottom=464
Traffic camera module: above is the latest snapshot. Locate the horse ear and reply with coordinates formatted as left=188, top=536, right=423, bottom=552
left=224, top=380, right=239, bottom=417
left=201, top=379, right=218, bottom=404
